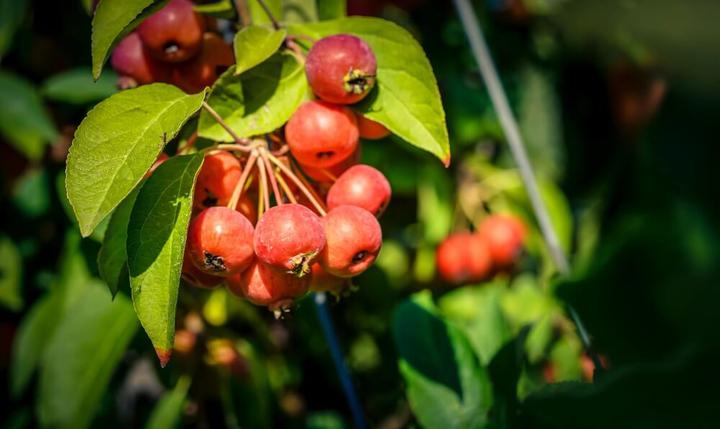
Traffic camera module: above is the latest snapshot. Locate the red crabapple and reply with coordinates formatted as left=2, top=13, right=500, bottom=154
left=356, top=114, right=390, bottom=140
left=226, top=260, right=310, bottom=314
left=309, top=262, right=349, bottom=296
left=236, top=192, right=258, bottom=225
left=477, top=214, right=526, bottom=267
left=319, top=205, right=382, bottom=278
left=171, top=32, right=234, bottom=93
left=181, top=250, right=224, bottom=288
left=286, top=100, right=359, bottom=169
left=187, top=207, right=254, bottom=276
left=326, top=164, right=391, bottom=217
left=193, top=151, right=241, bottom=210
left=254, top=204, right=326, bottom=277
left=306, top=34, right=377, bottom=104
left=436, top=233, right=492, bottom=284
left=137, top=0, right=205, bottom=63
left=300, top=146, right=361, bottom=183
left=111, top=32, right=169, bottom=86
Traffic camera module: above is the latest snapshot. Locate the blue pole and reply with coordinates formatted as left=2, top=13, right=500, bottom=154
left=312, top=292, right=368, bottom=429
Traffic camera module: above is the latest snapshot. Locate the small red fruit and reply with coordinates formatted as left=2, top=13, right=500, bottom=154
left=319, top=205, right=382, bottom=278
left=181, top=250, right=224, bottom=288
left=187, top=207, right=254, bottom=277
left=226, top=261, right=310, bottom=314
left=137, top=0, right=206, bottom=63
left=477, top=214, right=526, bottom=267
left=436, top=233, right=492, bottom=284
left=254, top=204, right=326, bottom=276
left=356, top=114, right=390, bottom=140
left=326, top=164, right=391, bottom=217
left=306, top=34, right=377, bottom=104
left=194, top=151, right=241, bottom=210
left=286, top=100, right=359, bottom=169
left=301, top=146, right=361, bottom=183
left=309, top=263, right=349, bottom=295
left=236, top=192, right=258, bottom=225
left=172, top=32, right=234, bottom=93
left=110, top=32, right=169, bottom=86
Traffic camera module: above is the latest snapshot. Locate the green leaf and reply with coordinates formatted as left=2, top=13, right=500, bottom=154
left=289, top=17, right=450, bottom=165
left=10, top=231, right=92, bottom=398
left=233, top=26, right=287, bottom=75
left=38, top=282, right=138, bottom=429
left=0, top=236, right=22, bottom=311
left=146, top=376, right=191, bottom=429
left=66, top=84, right=206, bottom=237
left=438, top=283, right=512, bottom=366
left=91, top=0, right=168, bottom=79
left=247, top=0, right=281, bottom=26
left=0, top=0, right=28, bottom=58
left=193, top=0, right=235, bottom=18
left=282, top=0, right=318, bottom=22
left=43, top=68, right=118, bottom=105
left=393, top=292, right=493, bottom=429
left=0, top=71, right=58, bottom=160
left=98, top=187, right=140, bottom=297
left=127, top=154, right=203, bottom=364
left=198, top=53, right=308, bottom=140
left=317, top=0, right=345, bottom=20
left=12, top=168, right=51, bottom=218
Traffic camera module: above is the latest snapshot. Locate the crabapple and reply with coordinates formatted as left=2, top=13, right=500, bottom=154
left=326, top=164, right=391, bottom=217
left=187, top=207, right=254, bottom=276
left=306, top=34, right=377, bottom=104
left=137, top=0, right=205, bottom=63
left=110, top=32, right=169, bottom=86
left=356, top=114, right=390, bottom=140
left=309, top=262, right=349, bottom=296
left=181, top=250, right=223, bottom=288
left=171, top=32, right=234, bottom=93
left=236, top=192, right=258, bottom=225
left=286, top=100, right=359, bottom=168
left=477, top=214, right=526, bottom=267
left=319, top=205, right=382, bottom=278
left=254, top=204, right=326, bottom=277
left=300, top=146, right=361, bottom=183
left=226, top=260, right=310, bottom=315
left=436, top=233, right=492, bottom=284
left=193, top=151, right=241, bottom=210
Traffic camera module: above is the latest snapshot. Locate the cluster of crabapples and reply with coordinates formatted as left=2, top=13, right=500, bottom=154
left=110, top=0, right=233, bottom=92
left=436, top=214, right=527, bottom=285
left=114, top=4, right=394, bottom=315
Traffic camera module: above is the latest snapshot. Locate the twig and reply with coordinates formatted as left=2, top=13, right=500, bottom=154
left=234, top=0, right=251, bottom=26
left=313, top=292, right=368, bottom=429
left=201, top=101, right=250, bottom=146
left=255, top=0, right=280, bottom=30
left=451, top=0, right=604, bottom=373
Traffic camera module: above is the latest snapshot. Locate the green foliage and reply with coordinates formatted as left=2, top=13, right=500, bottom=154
left=0, top=71, right=58, bottom=160
left=289, top=17, right=451, bottom=165
left=316, top=0, right=345, bottom=20
left=91, top=0, right=169, bottom=79
left=145, top=376, right=191, bottom=429
left=66, top=84, right=205, bottom=237
left=0, top=0, right=27, bottom=58
left=43, top=68, right=118, bottom=105
left=38, top=282, right=138, bottom=429
left=127, top=154, right=203, bottom=359
left=233, top=27, right=288, bottom=75
left=0, top=236, right=22, bottom=311
left=393, top=293, right=493, bottom=429
left=198, top=54, right=308, bottom=140
left=97, top=187, right=140, bottom=297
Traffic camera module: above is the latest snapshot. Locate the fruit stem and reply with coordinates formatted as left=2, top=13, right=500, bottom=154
left=255, top=0, right=280, bottom=30
left=227, top=150, right=258, bottom=210
left=201, top=101, right=251, bottom=146
left=266, top=152, right=327, bottom=216
left=178, top=131, right=198, bottom=155
left=319, top=168, right=337, bottom=182
left=256, top=149, right=271, bottom=211
left=215, top=143, right=253, bottom=153
left=260, top=149, right=284, bottom=205
left=274, top=171, right=298, bottom=204
left=290, top=160, right=329, bottom=212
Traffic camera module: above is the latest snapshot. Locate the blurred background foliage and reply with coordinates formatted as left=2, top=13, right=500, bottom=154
left=1, top=0, right=720, bottom=428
